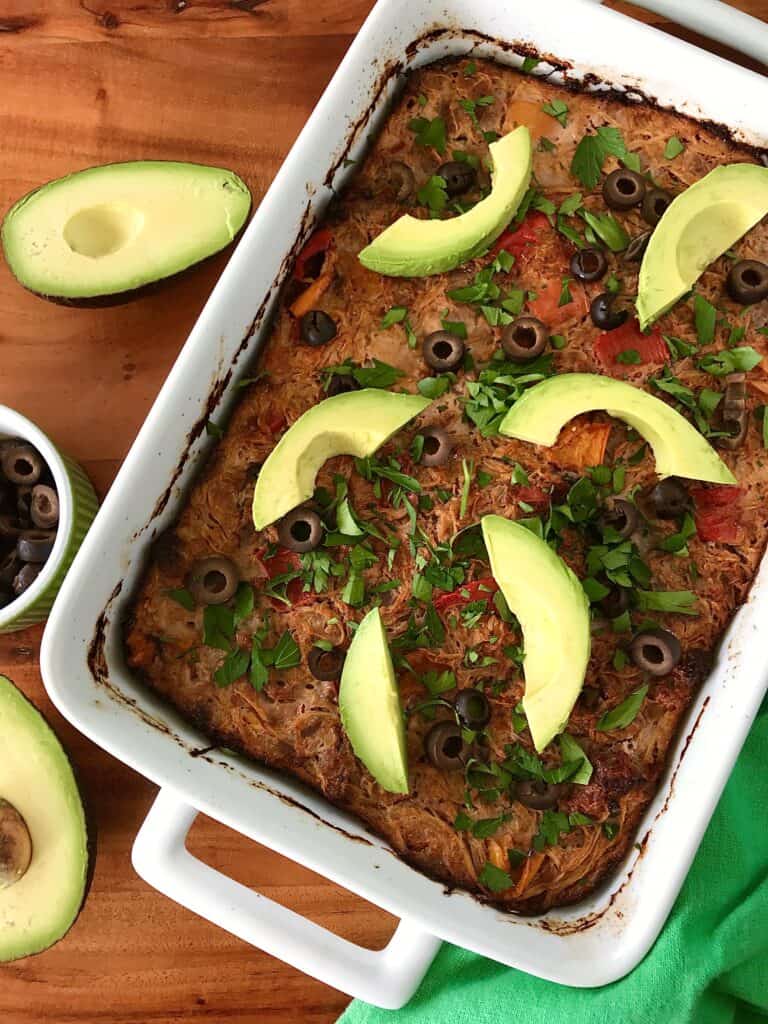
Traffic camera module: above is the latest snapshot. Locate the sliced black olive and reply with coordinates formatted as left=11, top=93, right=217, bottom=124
left=0, top=549, right=20, bottom=587
left=436, top=160, right=476, bottom=197
left=300, top=310, right=337, bottom=347
left=308, top=645, right=344, bottom=681
left=501, top=316, right=549, bottom=362
left=514, top=779, right=566, bottom=810
left=570, top=247, right=608, bottom=283
left=649, top=478, right=689, bottom=519
left=718, top=373, right=748, bottom=450
left=12, top=563, right=41, bottom=596
left=590, top=292, right=628, bottom=331
left=455, top=689, right=491, bottom=730
left=629, top=628, right=681, bottom=676
left=327, top=373, right=361, bottom=397
left=603, top=168, right=646, bottom=210
left=418, top=427, right=453, bottom=468
left=186, top=556, right=239, bottom=606
left=599, top=498, right=639, bottom=540
left=16, top=530, right=55, bottom=564
left=599, top=585, right=631, bottom=619
left=278, top=507, right=323, bottom=553
left=726, top=259, right=768, bottom=305
left=623, top=231, right=652, bottom=264
left=30, top=485, right=59, bottom=529
left=0, top=444, right=43, bottom=486
left=422, top=330, right=465, bottom=372
left=641, top=188, right=672, bottom=226
left=378, top=160, right=415, bottom=202
left=424, top=721, right=466, bottom=771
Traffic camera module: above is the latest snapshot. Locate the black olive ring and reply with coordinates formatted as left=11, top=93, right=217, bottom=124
left=629, top=628, right=681, bottom=676
left=501, top=317, right=549, bottom=362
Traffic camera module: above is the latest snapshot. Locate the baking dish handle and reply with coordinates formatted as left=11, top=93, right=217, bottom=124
left=589, top=0, right=768, bottom=65
left=132, top=788, right=441, bottom=1009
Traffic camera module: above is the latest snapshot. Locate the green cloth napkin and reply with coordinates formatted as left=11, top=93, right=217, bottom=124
left=341, top=698, right=768, bottom=1024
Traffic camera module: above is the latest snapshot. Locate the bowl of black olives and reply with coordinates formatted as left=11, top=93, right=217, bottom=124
left=0, top=406, right=99, bottom=633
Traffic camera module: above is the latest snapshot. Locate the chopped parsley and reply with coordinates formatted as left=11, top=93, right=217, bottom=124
left=664, top=334, right=698, bottom=360
left=521, top=56, right=540, bottom=73
left=205, top=419, right=224, bottom=439
left=542, top=98, right=568, bottom=127
left=463, top=60, right=477, bottom=77
left=464, top=352, right=554, bottom=437
left=460, top=458, right=474, bottom=517
left=322, top=358, right=404, bottom=391
left=570, top=125, right=629, bottom=189
left=441, top=317, right=468, bottom=339
left=580, top=210, right=629, bottom=252
left=166, top=587, right=195, bottom=611
left=616, top=349, right=641, bottom=365
left=407, top=114, right=447, bottom=154
left=597, top=684, right=649, bottom=731
left=458, top=94, right=495, bottom=128
left=417, top=174, right=449, bottom=215
left=698, top=346, right=762, bottom=376
left=214, top=647, right=251, bottom=688
left=533, top=810, right=593, bottom=851
left=693, top=294, right=717, bottom=345
left=417, top=374, right=454, bottom=399
left=664, top=136, right=685, bottom=160
left=635, top=589, right=698, bottom=615
left=380, top=306, right=417, bottom=348
left=478, top=861, right=513, bottom=892
left=558, top=277, right=573, bottom=307
left=539, top=136, right=557, bottom=153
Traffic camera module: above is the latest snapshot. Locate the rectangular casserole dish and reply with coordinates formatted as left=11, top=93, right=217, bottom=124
left=41, top=0, right=768, bottom=1008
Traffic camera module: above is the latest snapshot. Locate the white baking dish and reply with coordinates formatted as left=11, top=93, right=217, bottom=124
left=41, top=0, right=768, bottom=1008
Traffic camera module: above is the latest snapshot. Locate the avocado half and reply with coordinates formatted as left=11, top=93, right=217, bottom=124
left=0, top=675, right=88, bottom=962
left=482, top=516, right=591, bottom=752
left=252, top=389, right=431, bottom=529
left=1, top=161, right=251, bottom=304
left=338, top=607, right=409, bottom=793
left=636, top=162, right=768, bottom=329
left=358, top=125, right=532, bottom=277
left=500, top=373, right=736, bottom=486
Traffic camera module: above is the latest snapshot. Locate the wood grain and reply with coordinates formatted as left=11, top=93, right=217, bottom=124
left=0, top=2, right=763, bottom=1022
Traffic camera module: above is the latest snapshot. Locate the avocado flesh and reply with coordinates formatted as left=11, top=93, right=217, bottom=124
left=0, top=676, right=87, bottom=962
left=338, top=607, right=409, bottom=793
left=252, top=389, right=431, bottom=529
left=1, top=161, right=251, bottom=300
left=358, top=126, right=532, bottom=277
left=636, top=163, right=768, bottom=329
left=481, top=516, right=590, bottom=752
left=500, top=373, right=736, bottom=485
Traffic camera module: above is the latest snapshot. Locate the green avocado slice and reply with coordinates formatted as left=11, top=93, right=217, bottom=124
left=636, top=162, right=768, bottom=329
left=252, top=389, right=431, bottom=529
left=482, top=516, right=590, bottom=752
left=500, top=373, right=736, bottom=485
left=338, top=607, right=409, bottom=794
left=358, top=126, right=532, bottom=277
left=1, top=161, right=251, bottom=302
left=0, top=676, right=88, bottom=962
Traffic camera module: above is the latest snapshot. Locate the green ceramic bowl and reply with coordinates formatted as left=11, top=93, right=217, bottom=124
left=0, top=406, right=99, bottom=634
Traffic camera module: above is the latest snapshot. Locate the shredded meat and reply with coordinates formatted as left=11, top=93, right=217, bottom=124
left=125, top=58, right=768, bottom=914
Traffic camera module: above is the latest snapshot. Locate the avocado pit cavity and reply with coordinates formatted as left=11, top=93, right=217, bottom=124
left=0, top=799, right=32, bottom=888
left=63, top=204, right=145, bottom=259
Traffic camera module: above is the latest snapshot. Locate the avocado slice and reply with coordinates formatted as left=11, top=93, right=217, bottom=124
left=338, top=607, right=408, bottom=793
left=1, top=161, right=251, bottom=303
left=482, top=516, right=590, bottom=752
left=500, top=373, right=736, bottom=485
left=0, top=675, right=88, bottom=962
left=358, top=126, right=532, bottom=277
left=636, top=163, right=768, bottom=329
left=252, top=389, right=431, bottom=529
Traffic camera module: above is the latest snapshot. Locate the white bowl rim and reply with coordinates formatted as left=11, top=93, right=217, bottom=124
left=0, top=405, right=73, bottom=627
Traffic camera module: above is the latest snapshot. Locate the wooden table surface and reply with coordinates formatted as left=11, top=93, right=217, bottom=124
left=0, top=2, right=764, bottom=1021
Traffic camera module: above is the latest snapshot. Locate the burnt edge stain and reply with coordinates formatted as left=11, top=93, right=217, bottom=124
left=88, top=35, right=760, bottom=924
left=0, top=16, right=40, bottom=32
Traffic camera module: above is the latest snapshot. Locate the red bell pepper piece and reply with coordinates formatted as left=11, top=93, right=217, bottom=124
left=433, top=577, right=499, bottom=612
left=490, top=212, right=550, bottom=260
left=689, top=485, right=744, bottom=544
left=512, top=485, right=550, bottom=511
left=293, top=228, right=333, bottom=281
left=594, top=320, right=668, bottom=369
left=258, top=550, right=308, bottom=607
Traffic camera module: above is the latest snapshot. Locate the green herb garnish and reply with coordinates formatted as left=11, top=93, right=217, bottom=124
left=597, top=685, right=648, bottom=731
